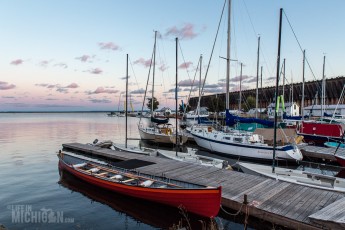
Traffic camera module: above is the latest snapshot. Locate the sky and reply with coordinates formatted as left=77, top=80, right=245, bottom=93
left=1, top=0, right=344, bottom=112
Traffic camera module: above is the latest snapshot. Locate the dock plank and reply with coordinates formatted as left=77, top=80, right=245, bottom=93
left=309, top=196, right=345, bottom=229
left=61, top=142, right=345, bottom=230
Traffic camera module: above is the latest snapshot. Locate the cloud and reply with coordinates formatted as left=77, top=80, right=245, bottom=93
left=56, top=88, right=68, bottom=93
left=88, top=68, right=103, bottom=74
left=65, top=83, right=79, bottom=88
left=231, top=75, right=253, bottom=82
left=266, top=76, right=276, bottom=81
left=10, top=59, right=24, bottom=65
left=178, top=79, right=201, bottom=87
left=159, top=63, right=168, bottom=72
left=167, top=87, right=182, bottom=93
left=47, top=84, right=58, bottom=88
left=35, top=83, right=79, bottom=93
left=120, top=76, right=130, bottom=80
left=54, top=63, right=68, bottom=68
left=204, top=84, right=220, bottom=89
left=183, top=87, right=198, bottom=92
left=39, top=60, right=51, bottom=67
left=75, top=55, right=94, bottom=62
left=89, top=98, right=112, bottom=103
left=243, top=77, right=257, bottom=83
left=86, top=87, right=119, bottom=95
left=165, top=23, right=198, bottom=40
left=98, top=42, right=120, bottom=51
left=203, top=88, right=224, bottom=94
left=134, top=58, right=152, bottom=68
left=2, top=96, right=15, bottom=98
left=130, top=88, right=145, bottom=94
left=0, top=81, right=16, bottom=90
left=179, top=61, right=193, bottom=69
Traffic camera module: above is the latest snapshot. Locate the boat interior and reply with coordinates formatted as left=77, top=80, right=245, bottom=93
left=61, top=153, right=206, bottom=189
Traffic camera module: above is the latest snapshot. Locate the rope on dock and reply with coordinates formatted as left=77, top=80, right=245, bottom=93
left=220, top=203, right=244, bottom=216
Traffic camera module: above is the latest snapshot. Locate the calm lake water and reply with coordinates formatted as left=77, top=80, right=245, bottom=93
left=0, top=112, right=254, bottom=230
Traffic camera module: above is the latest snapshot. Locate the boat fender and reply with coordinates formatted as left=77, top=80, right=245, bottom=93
left=88, top=168, right=100, bottom=173
left=112, top=175, right=123, bottom=180
left=140, top=180, right=154, bottom=187
left=73, top=163, right=87, bottom=168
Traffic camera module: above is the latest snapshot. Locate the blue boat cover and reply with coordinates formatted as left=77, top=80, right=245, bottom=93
left=151, top=117, right=169, bottom=124
left=225, top=109, right=274, bottom=127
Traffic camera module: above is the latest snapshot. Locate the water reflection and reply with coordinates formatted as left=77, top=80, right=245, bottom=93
left=58, top=168, right=217, bottom=230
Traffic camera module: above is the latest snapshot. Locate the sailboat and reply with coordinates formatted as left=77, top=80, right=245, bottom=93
left=138, top=31, right=187, bottom=146
left=191, top=0, right=303, bottom=162
left=237, top=161, right=345, bottom=193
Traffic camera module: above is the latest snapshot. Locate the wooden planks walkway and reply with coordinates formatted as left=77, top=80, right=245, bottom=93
left=62, top=143, right=345, bottom=230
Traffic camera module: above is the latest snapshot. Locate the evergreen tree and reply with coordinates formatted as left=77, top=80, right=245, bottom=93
left=146, top=97, right=159, bottom=112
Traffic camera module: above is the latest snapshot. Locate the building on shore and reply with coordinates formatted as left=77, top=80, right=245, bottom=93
left=188, top=76, right=345, bottom=114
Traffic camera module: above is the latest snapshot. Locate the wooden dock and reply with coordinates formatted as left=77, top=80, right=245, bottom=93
left=62, top=143, right=345, bottom=229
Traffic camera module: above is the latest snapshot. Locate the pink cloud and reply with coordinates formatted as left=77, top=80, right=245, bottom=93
left=98, top=42, right=120, bottom=51
left=66, top=83, right=79, bottom=88
left=39, top=60, right=51, bottom=67
left=47, top=84, right=58, bottom=88
left=165, top=23, right=197, bottom=40
left=179, top=61, right=193, bottom=69
left=178, top=79, right=202, bottom=87
left=75, top=55, right=94, bottom=62
left=0, top=81, right=16, bottom=90
left=134, top=58, right=152, bottom=68
left=89, top=68, right=103, bottom=74
left=87, top=87, right=119, bottom=94
left=231, top=75, right=252, bottom=82
left=10, top=59, right=24, bottom=65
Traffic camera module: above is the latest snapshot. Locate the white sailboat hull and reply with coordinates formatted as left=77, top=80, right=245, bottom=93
left=238, top=162, right=345, bottom=193
left=191, top=128, right=302, bottom=161
left=138, top=126, right=187, bottom=145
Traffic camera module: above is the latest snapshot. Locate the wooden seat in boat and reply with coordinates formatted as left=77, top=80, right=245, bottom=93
left=122, top=178, right=135, bottom=183
left=96, top=172, right=108, bottom=176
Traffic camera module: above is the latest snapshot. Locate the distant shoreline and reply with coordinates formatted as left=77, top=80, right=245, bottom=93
left=0, top=111, right=147, bottom=113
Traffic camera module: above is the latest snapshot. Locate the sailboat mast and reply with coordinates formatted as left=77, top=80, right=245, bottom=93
left=239, top=62, right=242, bottom=112
left=272, top=8, right=283, bottom=173
left=152, top=31, right=157, bottom=115
left=282, top=58, right=286, bottom=101
left=175, top=37, right=178, bottom=155
left=322, top=55, right=326, bottom=117
left=260, top=65, right=263, bottom=118
left=301, top=50, right=305, bottom=120
left=255, top=36, right=260, bottom=119
left=225, top=0, right=231, bottom=111
left=125, top=54, right=128, bottom=148
left=197, top=55, right=202, bottom=116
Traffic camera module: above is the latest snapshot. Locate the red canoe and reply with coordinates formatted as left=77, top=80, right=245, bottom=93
left=58, top=153, right=221, bottom=218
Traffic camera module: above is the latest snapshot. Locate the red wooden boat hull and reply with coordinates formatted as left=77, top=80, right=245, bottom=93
left=58, top=158, right=221, bottom=218
left=335, top=155, right=345, bottom=167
